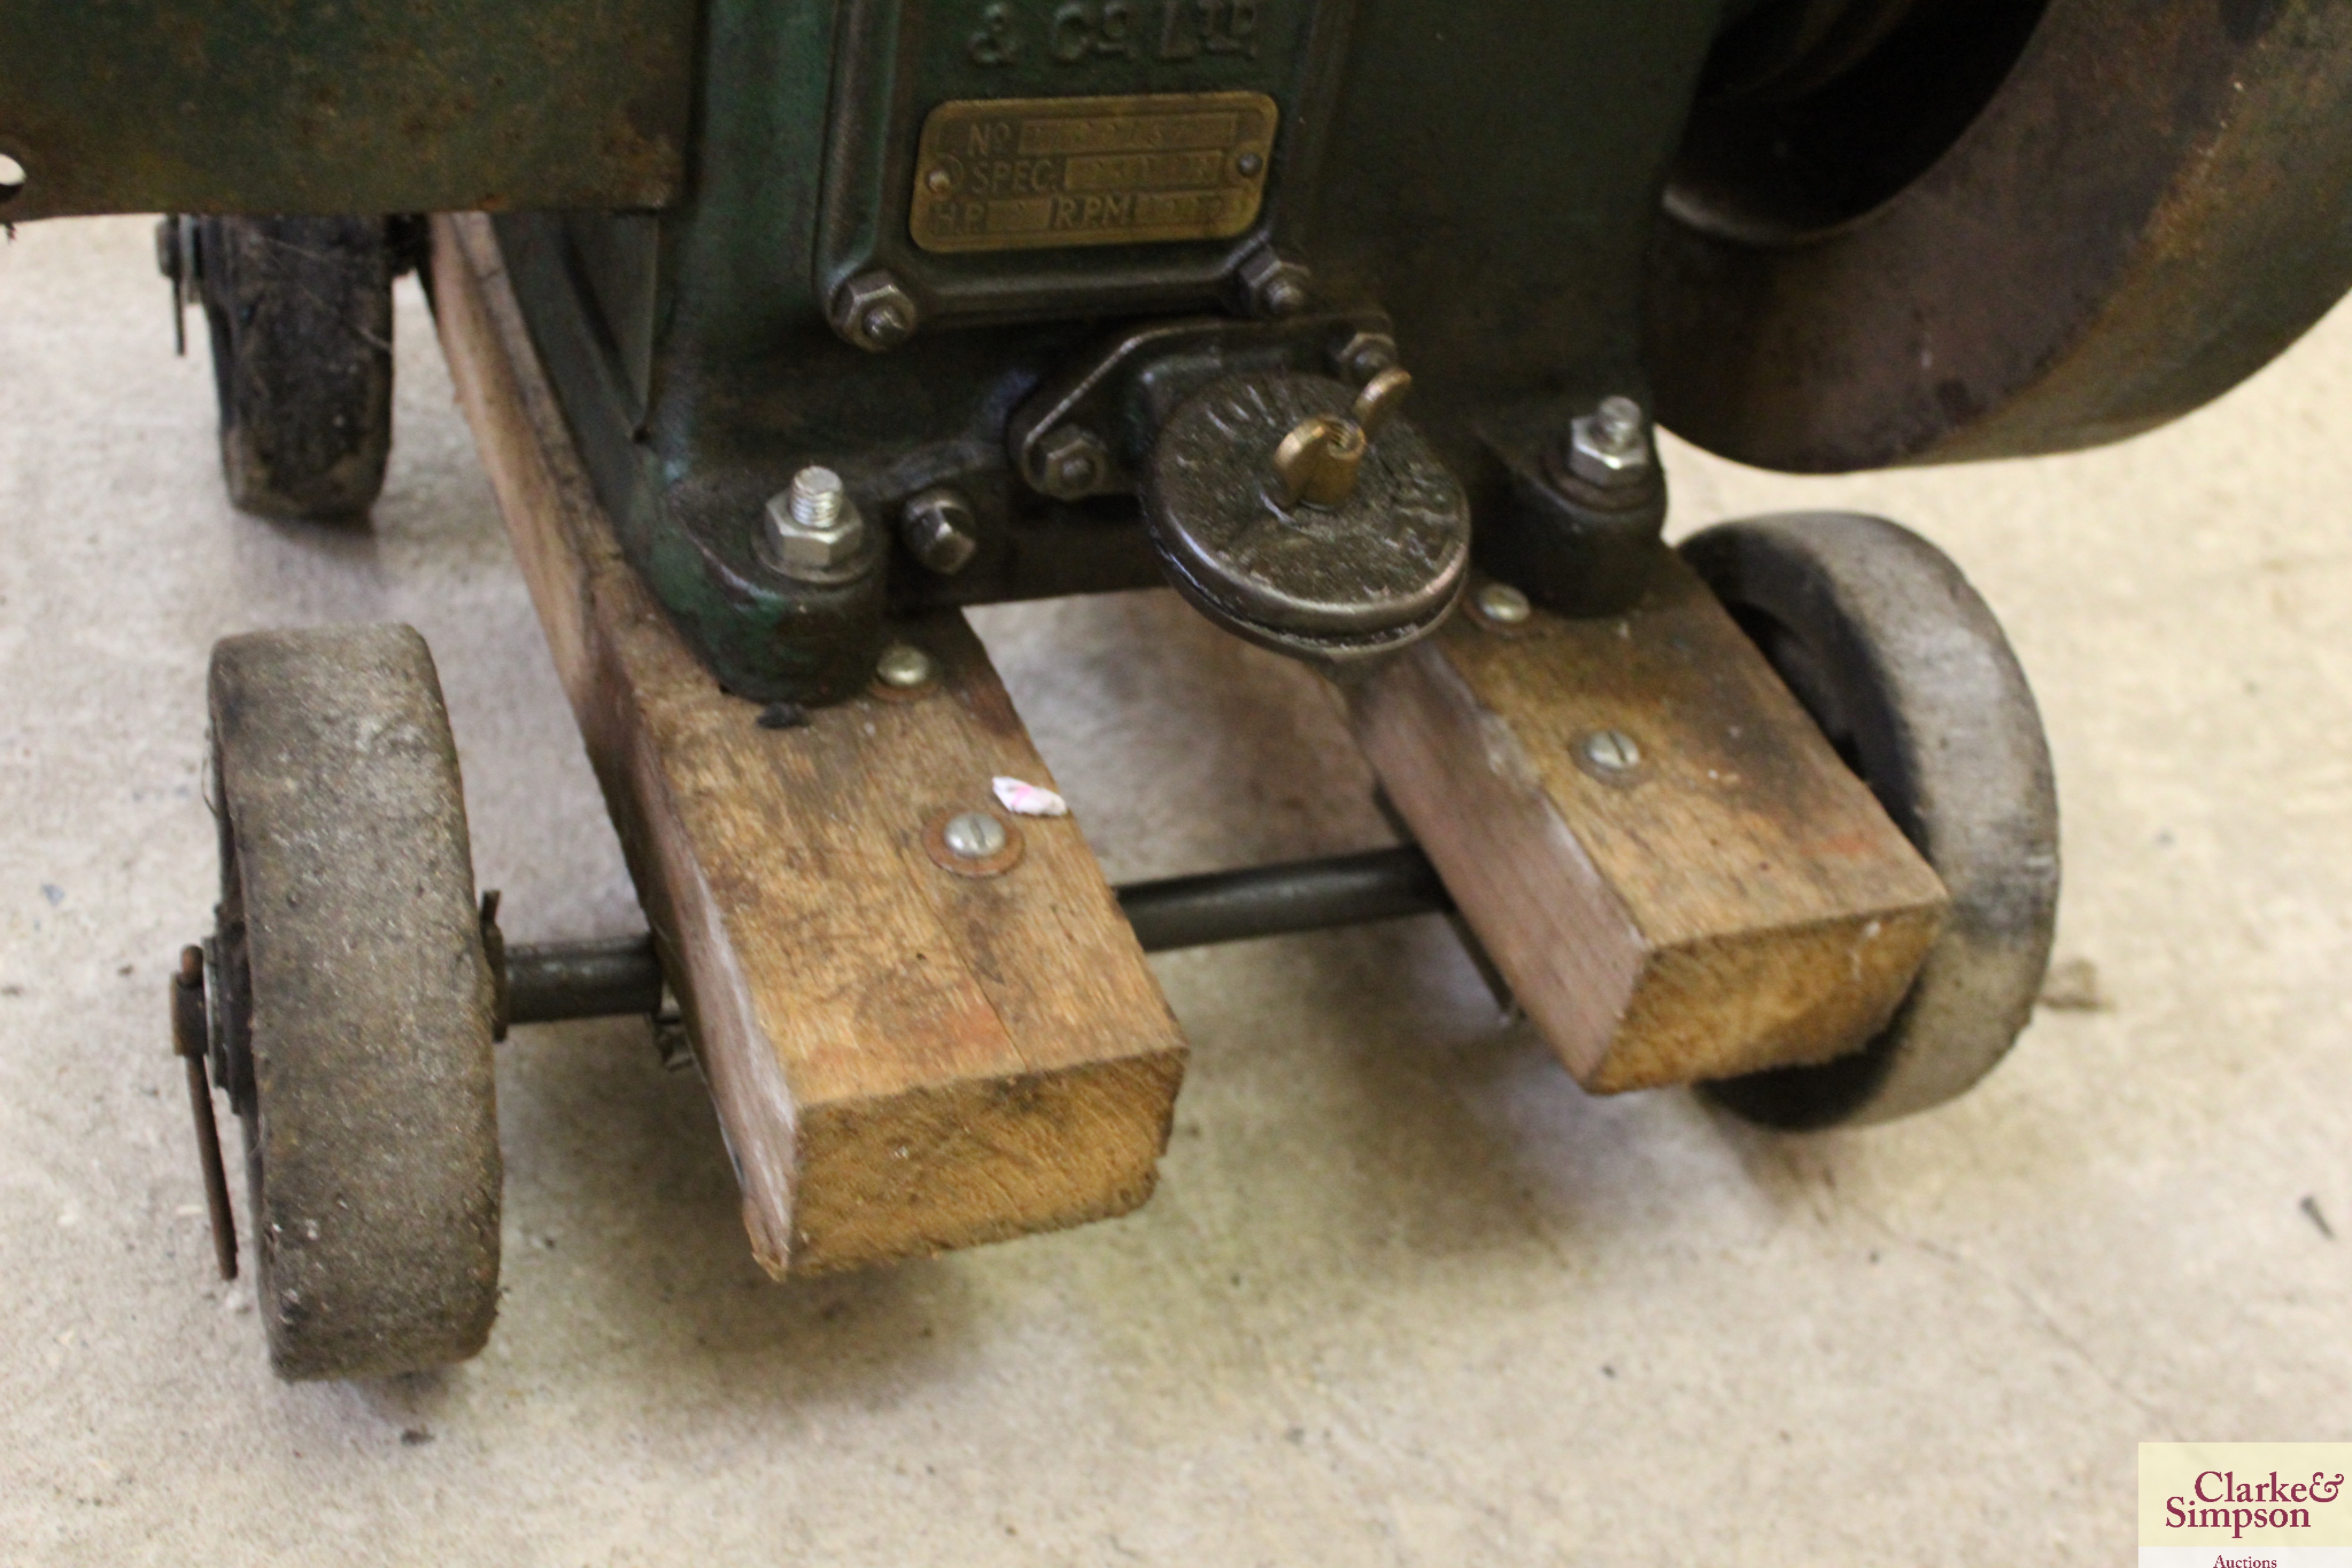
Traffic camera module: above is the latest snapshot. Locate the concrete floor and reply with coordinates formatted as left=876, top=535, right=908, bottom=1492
left=2, top=215, right=2348, bottom=1565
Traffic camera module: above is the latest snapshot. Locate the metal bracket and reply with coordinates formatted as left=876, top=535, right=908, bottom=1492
left=1007, top=310, right=1395, bottom=501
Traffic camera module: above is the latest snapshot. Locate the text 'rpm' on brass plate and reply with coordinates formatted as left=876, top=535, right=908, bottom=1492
left=910, top=91, right=1278, bottom=255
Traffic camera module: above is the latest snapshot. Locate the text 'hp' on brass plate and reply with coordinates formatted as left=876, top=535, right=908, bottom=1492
left=911, top=91, right=1278, bottom=255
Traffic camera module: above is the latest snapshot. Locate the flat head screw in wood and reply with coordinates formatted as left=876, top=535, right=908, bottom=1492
left=1474, top=582, right=1531, bottom=626
left=875, top=643, right=936, bottom=689
left=942, top=811, right=1009, bottom=861
left=1578, top=728, right=1643, bottom=774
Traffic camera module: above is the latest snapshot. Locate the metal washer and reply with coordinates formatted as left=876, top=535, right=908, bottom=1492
left=1142, top=372, right=1471, bottom=666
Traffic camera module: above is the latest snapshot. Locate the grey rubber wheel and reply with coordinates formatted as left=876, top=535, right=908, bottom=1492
left=209, top=624, right=500, bottom=1379
left=1680, top=513, right=2059, bottom=1127
left=196, top=216, right=394, bottom=520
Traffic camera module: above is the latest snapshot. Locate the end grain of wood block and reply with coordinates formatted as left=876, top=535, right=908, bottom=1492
left=1351, top=559, right=1948, bottom=1093
left=430, top=215, right=1186, bottom=1276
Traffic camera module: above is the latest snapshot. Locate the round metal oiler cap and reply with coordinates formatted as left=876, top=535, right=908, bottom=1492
left=1143, top=372, right=1471, bottom=668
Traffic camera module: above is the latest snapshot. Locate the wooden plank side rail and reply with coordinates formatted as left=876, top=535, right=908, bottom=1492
left=431, top=215, right=1186, bottom=1275
left=1351, top=562, right=1950, bottom=1094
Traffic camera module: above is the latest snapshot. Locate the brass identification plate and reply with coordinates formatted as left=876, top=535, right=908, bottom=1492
left=910, top=91, right=1278, bottom=255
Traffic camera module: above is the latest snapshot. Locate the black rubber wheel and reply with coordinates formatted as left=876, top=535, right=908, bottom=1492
left=195, top=216, right=394, bottom=520
left=1680, top=513, right=2058, bottom=1127
left=208, top=624, right=501, bottom=1379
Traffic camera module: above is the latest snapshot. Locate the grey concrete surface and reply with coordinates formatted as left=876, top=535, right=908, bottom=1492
left=2, top=216, right=2347, bottom=1565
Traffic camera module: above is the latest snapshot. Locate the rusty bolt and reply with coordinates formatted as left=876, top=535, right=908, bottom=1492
left=900, top=487, right=980, bottom=576
left=1236, top=246, right=1311, bottom=320
left=1034, top=426, right=1113, bottom=500
left=1332, top=329, right=1400, bottom=386
left=830, top=270, right=920, bottom=353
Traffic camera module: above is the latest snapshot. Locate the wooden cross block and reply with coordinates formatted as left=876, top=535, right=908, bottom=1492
left=1350, top=559, right=1949, bottom=1094
left=431, top=215, right=1186, bottom=1275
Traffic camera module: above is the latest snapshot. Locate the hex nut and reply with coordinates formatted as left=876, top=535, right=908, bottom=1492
left=900, top=487, right=980, bottom=576
left=830, top=271, right=919, bottom=353
left=1033, top=426, right=1114, bottom=500
left=1565, top=395, right=1654, bottom=488
left=760, top=467, right=869, bottom=583
left=1332, top=328, right=1400, bottom=385
left=1236, top=246, right=1311, bottom=320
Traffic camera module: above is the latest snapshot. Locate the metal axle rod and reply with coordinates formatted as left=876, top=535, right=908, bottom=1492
left=502, top=845, right=1452, bottom=1028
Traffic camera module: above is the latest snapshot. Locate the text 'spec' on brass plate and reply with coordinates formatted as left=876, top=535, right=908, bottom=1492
left=911, top=92, right=1278, bottom=255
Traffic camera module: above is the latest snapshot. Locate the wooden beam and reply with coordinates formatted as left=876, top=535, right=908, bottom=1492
left=1350, top=561, right=1949, bottom=1094
left=430, top=215, right=1186, bottom=1275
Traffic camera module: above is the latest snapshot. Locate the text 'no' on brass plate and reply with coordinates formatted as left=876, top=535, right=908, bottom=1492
left=911, top=91, right=1277, bottom=255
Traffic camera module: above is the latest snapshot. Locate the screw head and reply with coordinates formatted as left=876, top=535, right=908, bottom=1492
left=925, top=167, right=954, bottom=196
left=1577, top=728, right=1643, bottom=776
left=900, top=487, right=980, bottom=576
left=1474, top=581, right=1532, bottom=627
left=875, top=643, right=936, bottom=690
left=1566, top=396, right=1654, bottom=488
left=1034, top=426, right=1112, bottom=500
left=941, top=810, right=1009, bottom=861
left=1235, top=152, right=1265, bottom=178
left=830, top=271, right=920, bottom=353
left=761, top=468, right=869, bottom=582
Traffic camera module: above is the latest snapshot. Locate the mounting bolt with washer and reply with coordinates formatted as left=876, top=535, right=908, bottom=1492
left=1564, top=396, right=1654, bottom=488
left=760, top=466, right=869, bottom=583
left=924, top=807, right=1024, bottom=877
left=830, top=270, right=920, bottom=353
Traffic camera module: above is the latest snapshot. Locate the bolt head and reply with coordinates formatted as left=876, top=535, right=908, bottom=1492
left=874, top=643, right=937, bottom=690
left=1474, top=581, right=1532, bottom=627
left=942, top=810, right=1009, bottom=860
left=831, top=271, right=920, bottom=353
left=1566, top=397, right=1654, bottom=488
left=1333, top=329, right=1400, bottom=385
left=901, top=487, right=980, bottom=576
left=1237, top=247, right=1312, bottom=321
left=1577, top=728, right=1643, bottom=775
left=925, top=167, right=954, bottom=195
left=762, top=476, right=867, bottom=582
left=1034, top=427, right=1112, bottom=500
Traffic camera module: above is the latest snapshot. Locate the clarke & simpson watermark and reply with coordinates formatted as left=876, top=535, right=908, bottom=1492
left=2141, top=1445, right=2352, bottom=1568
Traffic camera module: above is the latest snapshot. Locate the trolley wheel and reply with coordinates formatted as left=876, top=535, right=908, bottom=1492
left=1679, top=513, right=2059, bottom=1127
left=208, top=623, right=501, bottom=1378
left=194, top=215, right=395, bottom=520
